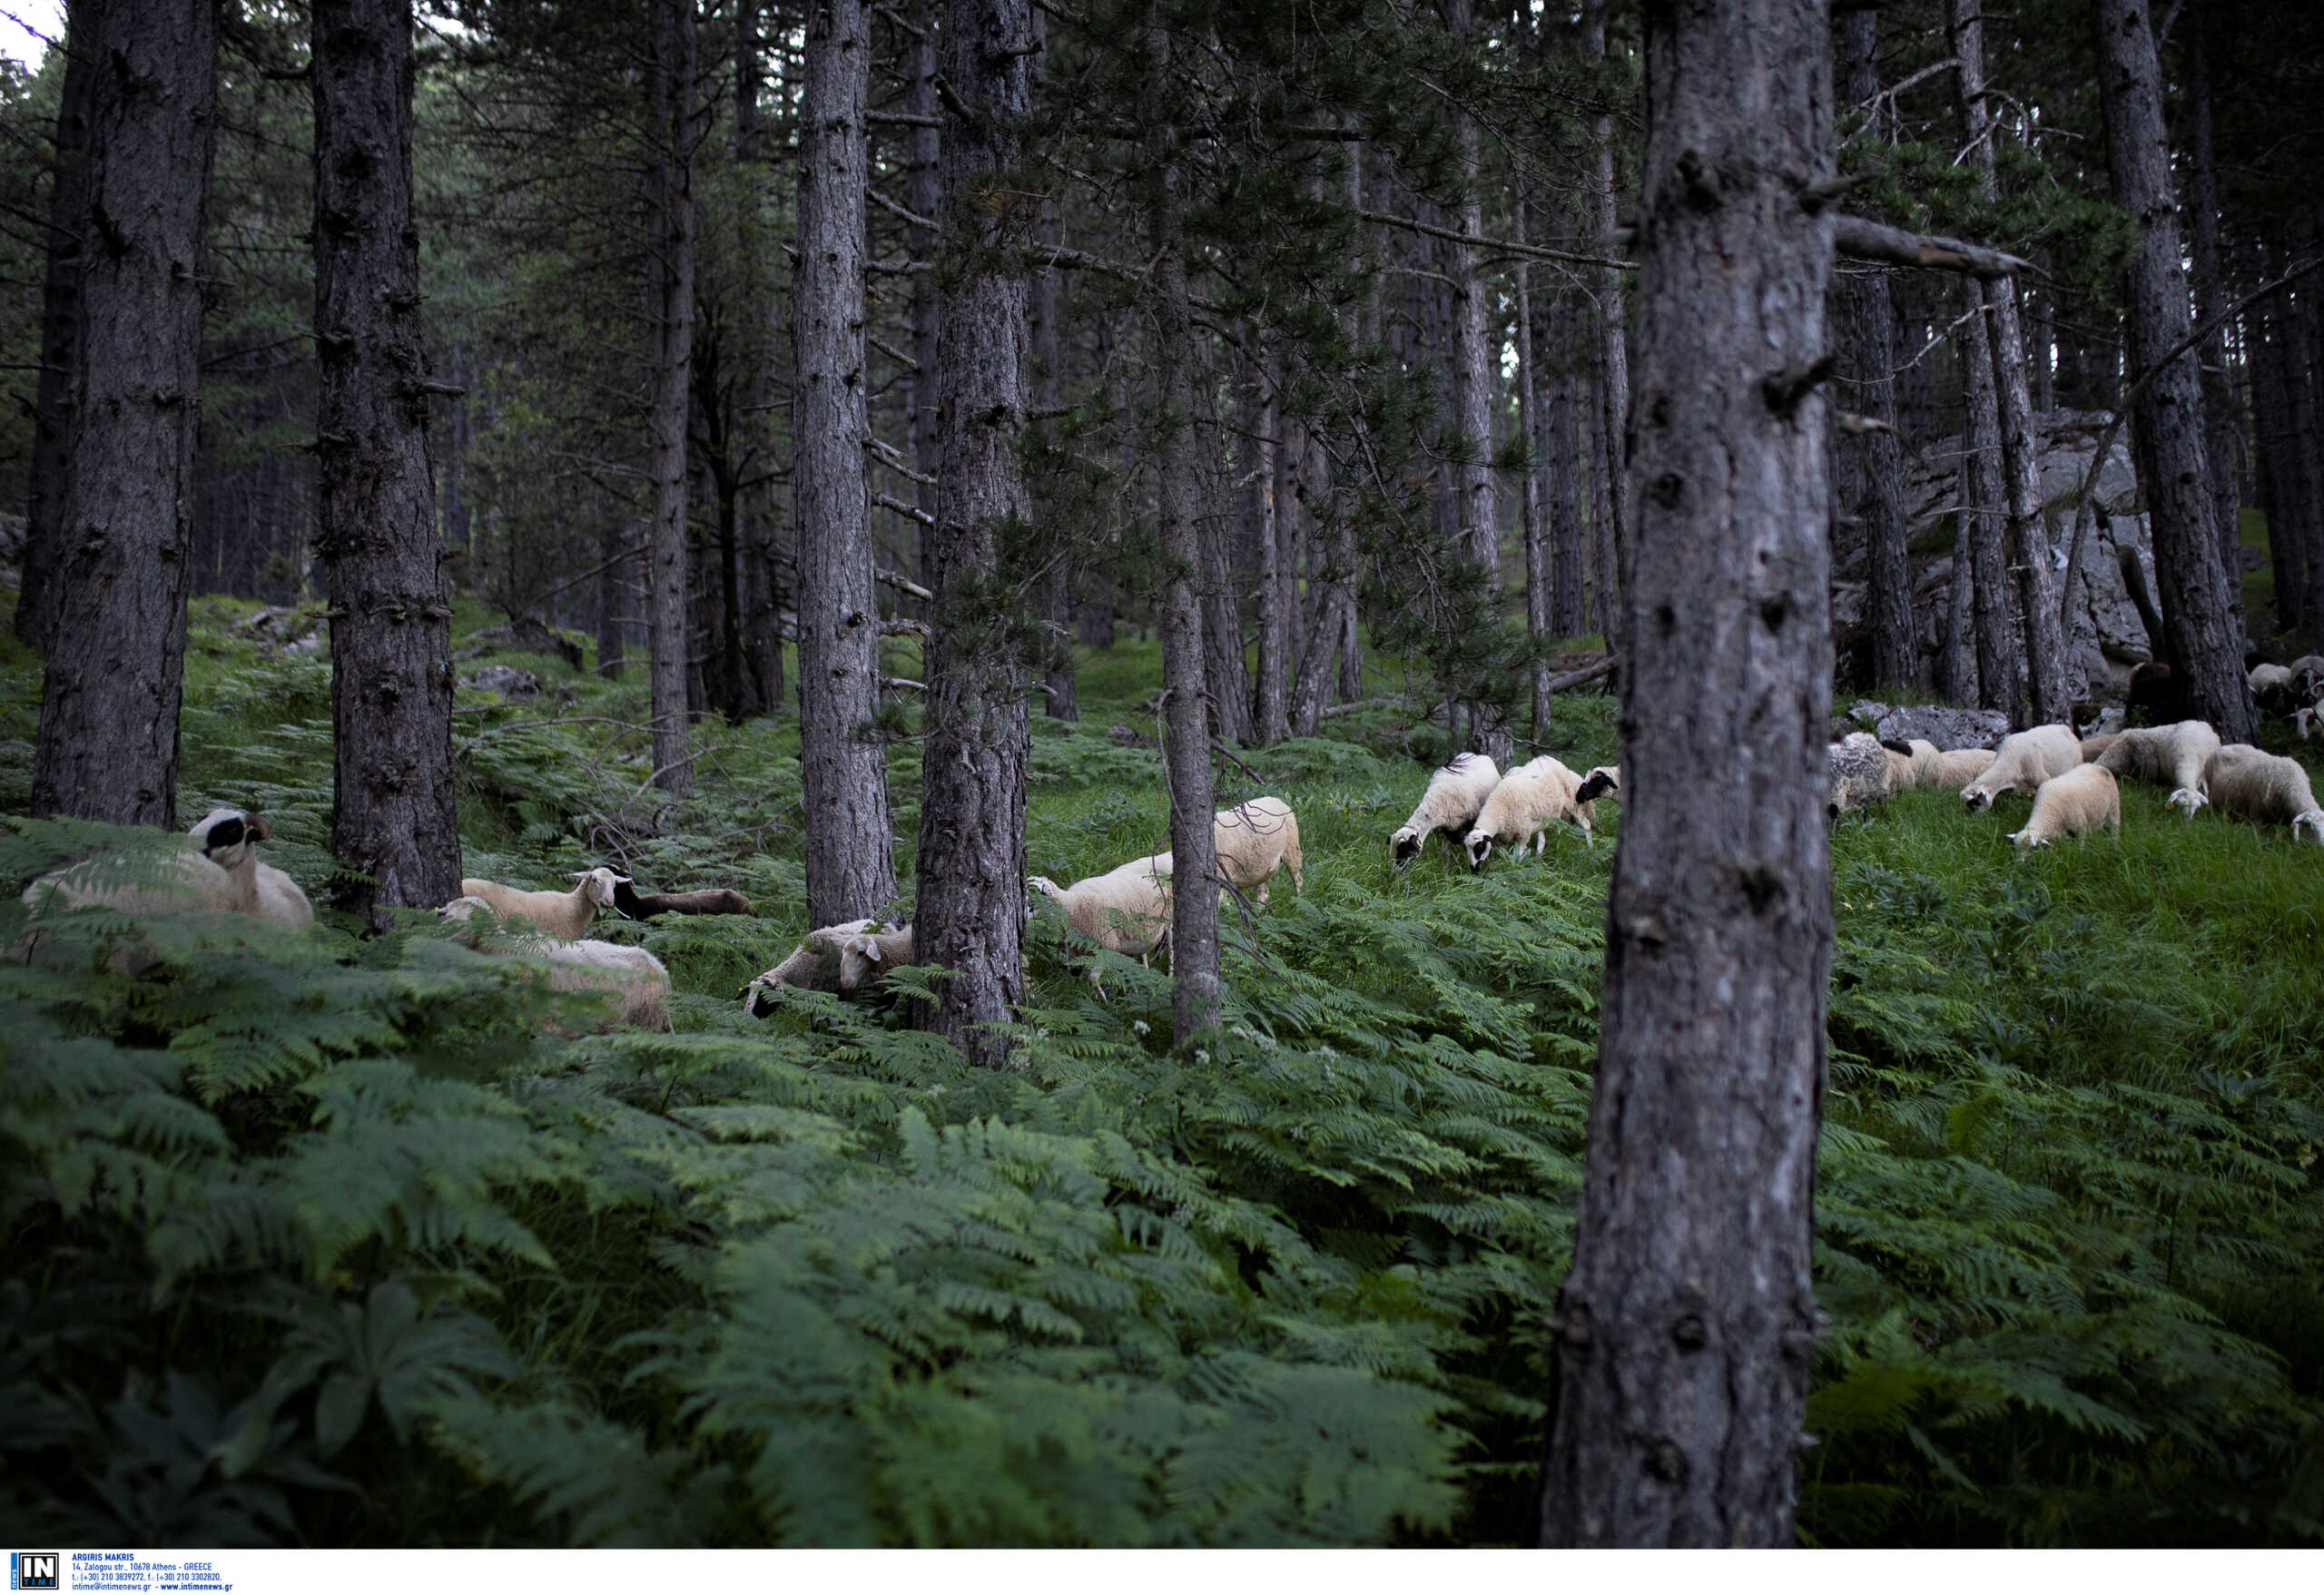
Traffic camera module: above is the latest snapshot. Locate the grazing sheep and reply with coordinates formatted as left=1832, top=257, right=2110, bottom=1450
left=1879, top=739, right=1945, bottom=793
left=533, top=940, right=674, bottom=1030
left=2200, top=744, right=2324, bottom=843
left=2290, top=655, right=2324, bottom=705
left=2078, top=732, right=2121, bottom=763
left=611, top=879, right=755, bottom=919
left=1213, top=797, right=1304, bottom=906
left=453, top=866, right=622, bottom=940
left=1573, top=765, right=1622, bottom=805
left=1462, top=756, right=1598, bottom=868
left=1029, top=856, right=1173, bottom=995
left=1827, top=733, right=1893, bottom=818
left=1390, top=753, right=1501, bottom=869
left=2249, top=662, right=2301, bottom=717
left=1932, top=747, right=1997, bottom=792
left=2093, top=719, right=2221, bottom=817
left=2296, top=705, right=2320, bottom=742
left=22, top=808, right=307, bottom=929
left=2008, top=763, right=2121, bottom=852
left=1960, top=724, right=2083, bottom=812
left=741, top=918, right=916, bottom=1014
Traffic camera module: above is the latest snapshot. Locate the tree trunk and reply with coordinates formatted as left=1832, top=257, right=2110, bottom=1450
left=793, top=0, right=899, bottom=926
left=645, top=0, right=698, bottom=795
left=1245, top=340, right=1288, bottom=743
left=1584, top=0, right=1631, bottom=670
left=2093, top=0, right=2250, bottom=740
left=1144, top=17, right=1219, bottom=1046
left=2250, top=277, right=2311, bottom=635
left=15, top=0, right=98, bottom=654
left=2290, top=210, right=2324, bottom=642
left=1547, top=307, right=1588, bottom=639
left=1957, top=283, right=2025, bottom=723
left=1948, top=0, right=2073, bottom=718
left=2183, top=14, right=2245, bottom=588
left=311, top=0, right=462, bottom=928
left=1445, top=0, right=1497, bottom=582
left=1943, top=518, right=1978, bottom=704
left=1029, top=180, right=1078, bottom=722
left=31, top=0, right=219, bottom=829
left=906, top=0, right=940, bottom=587
left=1834, top=6, right=1915, bottom=692
left=1518, top=263, right=1553, bottom=735
left=915, top=0, right=1034, bottom=1069
left=597, top=517, right=629, bottom=677
left=1538, top=0, right=1833, bottom=1549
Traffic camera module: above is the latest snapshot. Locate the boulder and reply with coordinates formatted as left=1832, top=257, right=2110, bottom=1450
left=465, top=665, right=542, bottom=701
left=1874, top=704, right=2009, bottom=750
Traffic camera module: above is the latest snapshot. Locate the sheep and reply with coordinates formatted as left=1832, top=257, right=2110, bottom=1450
left=1960, top=724, right=2083, bottom=812
left=2077, top=732, right=2121, bottom=763
left=1213, top=797, right=1304, bottom=906
left=1029, top=855, right=1172, bottom=995
left=2249, top=662, right=2300, bottom=717
left=2199, top=744, right=2324, bottom=843
left=22, top=808, right=309, bottom=930
left=1827, top=733, right=1893, bottom=818
left=2008, top=763, right=2121, bottom=852
left=453, top=866, right=623, bottom=940
left=1933, top=747, right=1998, bottom=792
left=1390, top=753, right=1501, bottom=869
left=611, top=878, right=755, bottom=919
left=532, top=940, right=674, bottom=1030
left=1462, top=756, right=1598, bottom=869
left=1879, top=739, right=1945, bottom=793
left=2296, top=705, right=2321, bottom=743
left=741, top=918, right=916, bottom=1014
left=1573, top=765, right=1621, bottom=805
left=2093, top=719, right=2221, bottom=817
left=2290, top=655, right=2324, bottom=705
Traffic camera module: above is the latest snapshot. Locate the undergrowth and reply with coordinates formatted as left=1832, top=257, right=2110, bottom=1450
left=2, top=598, right=2319, bottom=1546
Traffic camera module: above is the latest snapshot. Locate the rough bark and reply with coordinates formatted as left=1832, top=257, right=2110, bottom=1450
left=1584, top=0, right=1630, bottom=666
left=1950, top=0, right=2073, bottom=717
left=1834, top=6, right=1915, bottom=691
left=1244, top=341, right=1288, bottom=743
left=1538, top=0, right=1832, bottom=1549
left=1518, top=262, right=1552, bottom=734
left=2093, top=0, right=2251, bottom=740
left=2290, top=212, right=2324, bottom=640
left=2183, top=14, right=2245, bottom=586
left=1957, top=283, right=2024, bottom=723
left=16, top=0, right=98, bottom=653
left=1028, top=161, right=1077, bottom=723
left=915, top=0, right=1034, bottom=1069
left=906, top=0, right=940, bottom=585
left=1546, top=304, right=1587, bottom=639
left=645, top=0, right=698, bottom=795
left=1444, top=0, right=1497, bottom=581
left=2251, top=278, right=2313, bottom=635
left=311, top=0, right=462, bottom=927
left=31, top=0, right=218, bottom=829
left=795, top=0, right=899, bottom=927
left=596, top=517, right=629, bottom=677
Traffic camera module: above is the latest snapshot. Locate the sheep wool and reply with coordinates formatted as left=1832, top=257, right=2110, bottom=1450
left=743, top=918, right=915, bottom=1013
left=2200, top=744, right=2324, bottom=844
left=2093, top=719, right=2221, bottom=816
left=1391, top=753, right=1502, bottom=869
left=1879, top=738, right=1945, bottom=793
left=1029, top=856, right=1173, bottom=995
left=1827, top=733, right=1892, bottom=818
left=2249, top=662, right=2299, bottom=717
left=1960, top=724, right=2082, bottom=811
left=1213, top=797, right=1305, bottom=906
left=22, top=808, right=305, bottom=928
left=533, top=940, right=674, bottom=1030
left=2009, top=763, right=2121, bottom=852
left=455, top=866, right=624, bottom=940
left=2290, top=655, right=2324, bottom=706
left=1463, top=756, right=1597, bottom=869
left=1933, top=747, right=1997, bottom=791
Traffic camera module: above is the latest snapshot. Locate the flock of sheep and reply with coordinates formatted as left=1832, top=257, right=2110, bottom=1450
left=20, top=656, right=2319, bottom=1034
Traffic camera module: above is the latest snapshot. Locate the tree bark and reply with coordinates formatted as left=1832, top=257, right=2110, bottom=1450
left=1444, top=0, right=1497, bottom=582
left=1518, top=262, right=1553, bottom=735
left=1546, top=306, right=1587, bottom=639
left=915, top=0, right=1034, bottom=1069
left=906, top=0, right=941, bottom=586
left=2183, top=14, right=2245, bottom=589
left=2250, top=271, right=2313, bottom=635
left=1584, top=0, right=1630, bottom=669
left=1538, top=0, right=1832, bottom=1549
left=1957, top=283, right=2024, bottom=722
left=2290, top=210, right=2324, bottom=642
left=2093, top=0, right=2251, bottom=741
left=1245, top=340, right=1288, bottom=743
left=645, top=0, right=698, bottom=795
left=311, top=0, right=462, bottom=928
left=794, top=0, right=899, bottom=927
left=31, top=0, right=218, bottom=829
left=15, top=0, right=99, bottom=654
left=597, top=517, right=630, bottom=677
left=1834, top=6, right=1915, bottom=692
left=1949, top=0, right=2073, bottom=719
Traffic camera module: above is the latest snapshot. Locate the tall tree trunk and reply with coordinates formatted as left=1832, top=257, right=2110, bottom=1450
left=1245, top=340, right=1288, bottom=743
left=1029, top=173, right=1078, bottom=721
left=311, top=0, right=461, bottom=928
left=1958, top=284, right=2025, bottom=723
left=1538, top=0, right=1833, bottom=1548
left=645, top=0, right=698, bottom=795
left=31, top=0, right=218, bottom=829
left=2093, top=0, right=2250, bottom=740
left=15, top=0, right=98, bottom=653
left=1943, top=517, right=1978, bottom=703
left=916, top=0, right=1034, bottom=1068
left=1547, top=310, right=1588, bottom=638
left=2289, top=210, right=2324, bottom=641
left=794, top=0, right=899, bottom=927
left=2248, top=292, right=2304, bottom=635
left=734, top=0, right=784, bottom=715
left=906, top=0, right=941, bottom=586
left=1145, top=17, right=1218, bottom=1046
left=2183, top=14, right=2245, bottom=588
left=1948, top=0, right=2073, bottom=718
left=597, top=517, right=629, bottom=677
left=1834, top=5, right=1915, bottom=692
left=1445, top=0, right=1497, bottom=582
left=1519, top=262, right=1553, bottom=735
left=1584, top=0, right=1631, bottom=671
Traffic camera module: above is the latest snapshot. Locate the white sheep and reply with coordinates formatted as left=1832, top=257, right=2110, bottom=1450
left=1462, top=756, right=1597, bottom=868
left=1029, top=855, right=1173, bottom=995
left=2093, top=719, right=2221, bottom=817
left=1934, top=747, right=1997, bottom=792
left=452, top=866, right=623, bottom=940
left=533, top=939, right=673, bottom=1030
left=1390, top=753, right=1501, bottom=869
left=1879, top=738, right=1945, bottom=793
left=2249, top=661, right=2299, bottom=716
left=2296, top=705, right=2320, bottom=743
left=1573, top=765, right=1621, bottom=805
left=2007, top=763, right=2120, bottom=852
left=2200, top=744, right=2324, bottom=844
left=1214, top=797, right=1304, bottom=906
left=22, top=808, right=309, bottom=930
left=2289, top=655, right=2324, bottom=705
left=1828, top=733, right=1893, bottom=818
left=740, top=918, right=916, bottom=1014
left=1960, top=724, right=2083, bottom=812
left=2077, top=732, right=2120, bottom=763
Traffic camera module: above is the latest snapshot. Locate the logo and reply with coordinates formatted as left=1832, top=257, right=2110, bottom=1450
left=10, top=1554, right=58, bottom=1591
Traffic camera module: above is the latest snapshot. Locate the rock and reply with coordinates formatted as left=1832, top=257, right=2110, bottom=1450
left=2037, top=437, right=2138, bottom=516
left=466, top=665, right=542, bottom=701
left=1845, top=699, right=1890, bottom=730
left=2078, top=703, right=2126, bottom=738
left=2063, top=511, right=2159, bottom=693
left=1875, top=704, right=2009, bottom=750
left=1106, top=723, right=1156, bottom=750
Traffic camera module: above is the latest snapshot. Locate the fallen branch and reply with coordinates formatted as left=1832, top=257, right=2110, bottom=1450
left=1357, top=207, right=1634, bottom=272
left=1830, top=214, right=2029, bottom=279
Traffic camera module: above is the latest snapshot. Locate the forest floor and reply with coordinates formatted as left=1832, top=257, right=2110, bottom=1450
left=2, top=586, right=2320, bottom=1547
